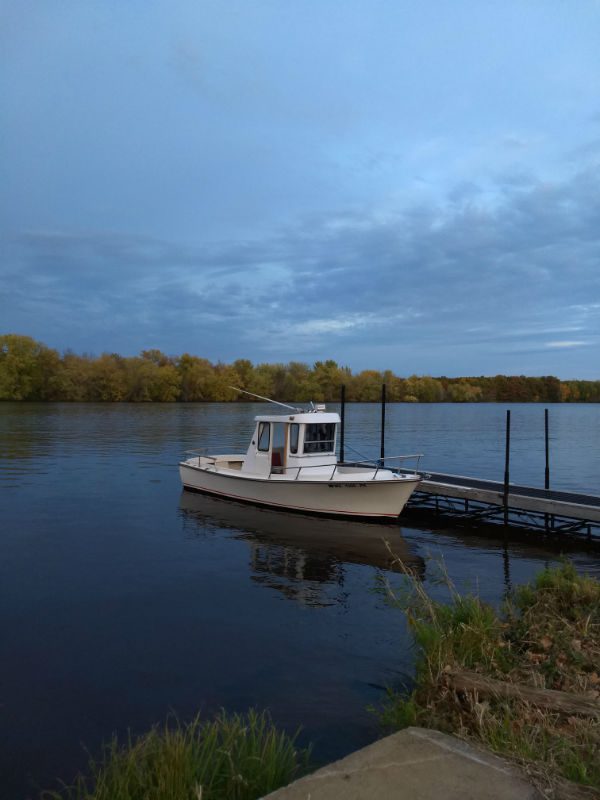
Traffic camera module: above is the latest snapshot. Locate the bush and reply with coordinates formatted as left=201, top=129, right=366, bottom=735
left=375, top=560, right=600, bottom=793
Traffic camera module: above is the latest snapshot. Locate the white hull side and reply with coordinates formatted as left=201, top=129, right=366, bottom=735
left=179, top=463, right=419, bottom=518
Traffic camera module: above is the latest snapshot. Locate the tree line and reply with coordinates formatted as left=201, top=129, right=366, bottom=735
left=1, top=334, right=599, bottom=403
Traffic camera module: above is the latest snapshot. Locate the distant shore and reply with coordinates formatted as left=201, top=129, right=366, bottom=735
left=2, top=334, right=599, bottom=403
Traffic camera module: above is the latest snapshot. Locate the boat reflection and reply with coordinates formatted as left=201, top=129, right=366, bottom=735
left=178, top=491, right=425, bottom=607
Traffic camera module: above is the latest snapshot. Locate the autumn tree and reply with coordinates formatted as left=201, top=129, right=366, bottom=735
left=0, top=334, right=60, bottom=400
left=177, top=354, right=217, bottom=401
left=1, top=332, right=599, bottom=404
left=87, top=354, right=128, bottom=401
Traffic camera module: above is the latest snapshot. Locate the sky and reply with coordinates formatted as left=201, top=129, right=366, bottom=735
left=2, top=1, right=600, bottom=378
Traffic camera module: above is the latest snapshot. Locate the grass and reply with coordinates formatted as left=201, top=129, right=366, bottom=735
left=42, top=709, right=311, bottom=800
left=376, top=556, right=600, bottom=795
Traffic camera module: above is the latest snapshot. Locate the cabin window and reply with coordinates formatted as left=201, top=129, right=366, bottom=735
left=303, top=423, right=336, bottom=453
left=289, top=423, right=299, bottom=454
left=257, top=422, right=270, bottom=451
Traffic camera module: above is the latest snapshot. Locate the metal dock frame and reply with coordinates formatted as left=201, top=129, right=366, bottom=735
left=407, top=472, right=600, bottom=544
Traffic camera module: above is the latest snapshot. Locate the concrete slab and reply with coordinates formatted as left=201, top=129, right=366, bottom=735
left=263, top=727, right=542, bottom=800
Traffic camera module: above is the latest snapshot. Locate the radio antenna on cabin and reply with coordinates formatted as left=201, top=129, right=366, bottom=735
left=229, top=387, right=305, bottom=413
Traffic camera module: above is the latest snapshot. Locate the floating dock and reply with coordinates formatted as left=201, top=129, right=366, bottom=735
left=406, top=471, right=600, bottom=543
left=339, top=390, right=600, bottom=544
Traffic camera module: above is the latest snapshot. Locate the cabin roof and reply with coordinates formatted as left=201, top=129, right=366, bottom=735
left=254, top=412, right=340, bottom=424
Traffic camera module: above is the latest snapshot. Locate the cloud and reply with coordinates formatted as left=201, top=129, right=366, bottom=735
left=2, top=162, right=600, bottom=376
left=293, top=316, right=373, bottom=336
left=544, top=341, right=590, bottom=349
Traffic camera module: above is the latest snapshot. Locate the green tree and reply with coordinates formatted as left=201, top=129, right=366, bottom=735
left=283, top=362, right=318, bottom=401
left=211, top=363, right=241, bottom=401
left=177, top=354, right=217, bottom=401
left=232, top=359, right=254, bottom=391
left=351, top=370, right=383, bottom=401
left=50, top=352, right=94, bottom=400
left=88, top=354, right=128, bottom=401
left=140, top=349, right=174, bottom=368
left=446, top=380, right=483, bottom=402
left=248, top=363, right=277, bottom=398
left=312, top=360, right=347, bottom=401
left=0, top=334, right=60, bottom=400
left=126, top=357, right=181, bottom=401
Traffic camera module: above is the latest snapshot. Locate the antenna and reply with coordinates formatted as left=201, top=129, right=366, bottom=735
left=230, top=387, right=304, bottom=413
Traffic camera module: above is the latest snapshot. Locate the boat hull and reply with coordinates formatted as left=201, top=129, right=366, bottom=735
left=179, top=462, right=419, bottom=519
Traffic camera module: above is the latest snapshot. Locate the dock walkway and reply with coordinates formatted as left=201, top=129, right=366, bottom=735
left=406, top=472, right=600, bottom=540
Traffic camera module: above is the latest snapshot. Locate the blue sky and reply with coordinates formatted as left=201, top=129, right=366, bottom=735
left=2, top=1, right=600, bottom=377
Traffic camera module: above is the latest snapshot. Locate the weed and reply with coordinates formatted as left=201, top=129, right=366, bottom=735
left=376, top=558, right=600, bottom=794
left=42, top=709, right=311, bottom=800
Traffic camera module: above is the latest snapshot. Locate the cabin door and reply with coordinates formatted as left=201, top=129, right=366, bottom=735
left=271, top=423, right=286, bottom=474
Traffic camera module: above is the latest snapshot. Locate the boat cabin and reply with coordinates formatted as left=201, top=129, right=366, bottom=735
left=242, top=408, right=340, bottom=477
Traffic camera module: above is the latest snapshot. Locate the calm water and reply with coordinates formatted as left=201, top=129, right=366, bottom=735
left=1, top=402, right=599, bottom=799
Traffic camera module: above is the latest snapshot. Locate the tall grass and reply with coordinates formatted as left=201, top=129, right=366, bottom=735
left=43, top=709, right=311, bottom=800
left=376, top=557, right=600, bottom=793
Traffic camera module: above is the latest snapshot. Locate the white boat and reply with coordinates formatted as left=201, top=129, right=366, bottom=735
left=179, top=396, right=422, bottom=520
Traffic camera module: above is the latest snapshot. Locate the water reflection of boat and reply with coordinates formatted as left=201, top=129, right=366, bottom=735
left=178, top=491, right=425, bottom=582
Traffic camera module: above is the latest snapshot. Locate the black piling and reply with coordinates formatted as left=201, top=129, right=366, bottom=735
left=503, top=409, right=511, bottom=525
left=380, top=383, right=386, bottom=462
left=340, top=384, right=346, bottom=463
left=544, top=407, right=551, bottom=532
left=544, top=408, right=550, bottom=490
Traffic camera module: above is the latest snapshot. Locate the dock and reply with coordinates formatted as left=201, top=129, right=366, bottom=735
left=406, top=471, right=600, bottom=543
left=337, top=388, right=600, bottom=544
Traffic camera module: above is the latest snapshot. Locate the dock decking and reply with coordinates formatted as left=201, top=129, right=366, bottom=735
left=406, top=471, right=600, bottom=542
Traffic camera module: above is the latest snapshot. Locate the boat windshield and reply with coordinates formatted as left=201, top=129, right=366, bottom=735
left=303, top=423, right=336, bottom=453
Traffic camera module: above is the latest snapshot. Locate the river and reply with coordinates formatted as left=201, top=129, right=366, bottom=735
left=1, top=402, right=599, bottom=798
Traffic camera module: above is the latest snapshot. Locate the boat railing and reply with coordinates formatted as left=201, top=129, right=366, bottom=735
left=184, top=449, right=423, bottom=480
left=352, top=453, right=422, bottom=470
left=184, top=450, right=220, bottom=467
left=270, top=454, right=423, bottom=481
left=342, top=453, right=424, bottom=480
